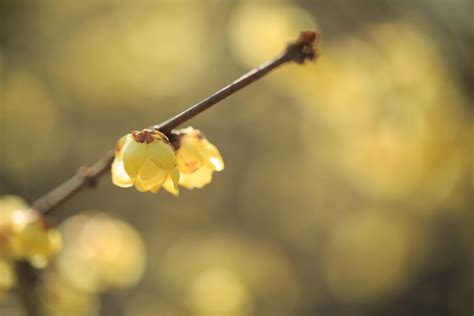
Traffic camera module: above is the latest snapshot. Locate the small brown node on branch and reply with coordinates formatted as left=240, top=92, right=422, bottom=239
left=79, top=166, right=97, bottom=187
left=287, top=30, right=319, bottom=64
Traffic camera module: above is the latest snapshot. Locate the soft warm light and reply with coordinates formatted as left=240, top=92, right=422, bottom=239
left=190, top=267, right=249, bottom=314
left=57, top=212, right=146, bottom=293
left=47, top=3, right=211, bottom=105
left=323, top=209, right=425, bottom=303
left=0, top=195, right=62, bottom=268
left=229, top=3, right=316, bottom=66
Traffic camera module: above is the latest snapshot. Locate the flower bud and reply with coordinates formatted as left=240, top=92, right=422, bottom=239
left=111, top=129, right=179, bottom=194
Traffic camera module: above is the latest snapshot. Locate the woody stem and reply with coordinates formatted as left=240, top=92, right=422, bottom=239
left=32, top=30, right=318, bottom=216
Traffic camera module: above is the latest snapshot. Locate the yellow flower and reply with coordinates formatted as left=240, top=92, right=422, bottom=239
left=1, top=196, right=24, bottom=247
left=9, top=217, right=62, bottom=268
left=111, top=129, right=179, bottom=194
left=172, top=127, right=224, bottom=192
left=0, top=195, right=62, bottom=268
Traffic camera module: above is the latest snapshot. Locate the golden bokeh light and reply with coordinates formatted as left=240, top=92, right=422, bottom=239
left=1, top=195, right=29, bottom=256
left=0, top=195, right=28, bottom=213
left=190, top=267, right=250, bottom=315
left=156, top=234, right=301, bottom=315
left=48, top=4, right=212, bottom=106
left=57, top=212, right=146, bottom=293
left=229, top=2, right=317, bottom=67
left=40, top=271, right=99, bottom=316
left=1, top=195, right=62, bottom=268
left=323, top=208, right=427, bottom=303
left=0, top=67, right=63, bottom=184
left=269, top=20, right=467, bottom=212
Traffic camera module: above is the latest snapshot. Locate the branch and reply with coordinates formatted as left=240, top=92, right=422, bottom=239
left=31, top=151, right=114, bottom=214
left=14, top=261, right=42, bottom=316
left=155, top=31, right=318, bottom=133
left=32, top=31, right=318, bottom=216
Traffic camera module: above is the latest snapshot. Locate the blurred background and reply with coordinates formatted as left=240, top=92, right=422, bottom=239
left=0, top=0, right=472, bottom=315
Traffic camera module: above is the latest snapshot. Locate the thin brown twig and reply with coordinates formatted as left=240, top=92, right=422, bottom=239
left=31, top=151, right=114, bottom=214
left=14, top=261, right=42, bottom=316
left=32, top=31, right=318, bottom=216
left=18, top=31, right=318, bottom=316
left=155, top=31, right=318, bottom=133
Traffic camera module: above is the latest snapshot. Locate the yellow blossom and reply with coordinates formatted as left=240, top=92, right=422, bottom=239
left=0, top=196, right=26, bottom=255
left=171, top=127, right=224, bottom=192
left=0, top=195, right=62, bottom=268
left=111, top=129, right=179, bottom=194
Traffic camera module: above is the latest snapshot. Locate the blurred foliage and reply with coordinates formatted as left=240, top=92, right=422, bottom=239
left=0, top=0, right=472, bottom=315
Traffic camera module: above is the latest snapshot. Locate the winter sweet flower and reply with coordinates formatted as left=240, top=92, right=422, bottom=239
left=170, top=127, right=224, bottom=194
left=111, top=129, right=179, bottom=193
left=0, top=195, right=62, bottom=268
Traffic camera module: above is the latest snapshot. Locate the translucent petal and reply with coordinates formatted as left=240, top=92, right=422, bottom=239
left=179, top=167, right=214, bottom=189
left=115, top=134, right=132, bottom=156
left=111, top=158, right=133, bottom=187
left=201, top=140, right=224, bottom=171
left=170, top=166, right=180, bottom=188
left=147, top=140, right=176, bottom=170
left=136, top=167, right=169, bottom=192
left=134, top=180, right=150, bottom=192
left=209, top=156, right=224, bottom=171
left=162, top=167, right=180, bottom=196
left=150, top=184, right=162, bottom=194
left=138, top=159, right=161, bottom=181
left=176, top=138, right=203, bottom=174
left=123, top=140, right=147, bottom=178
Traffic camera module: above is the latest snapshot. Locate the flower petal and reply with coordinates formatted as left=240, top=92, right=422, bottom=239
left=162, top=167, right=180, bottom=196
left=176, top=138, right=203, bottom=174
left=179, top=167, right=214, bottom=189
left=111, top=158, right=133, bottom=187
left=201, top=141, right=224, bottom=171
left=115, top=134, right=133, bottom=156
left=147, top=140, right=176, bottom=170
left=138, top=159, right=161, bottom=181
left=123, top=140, right=147, bottom=179
left=136, top=167, right=169, bottom=192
